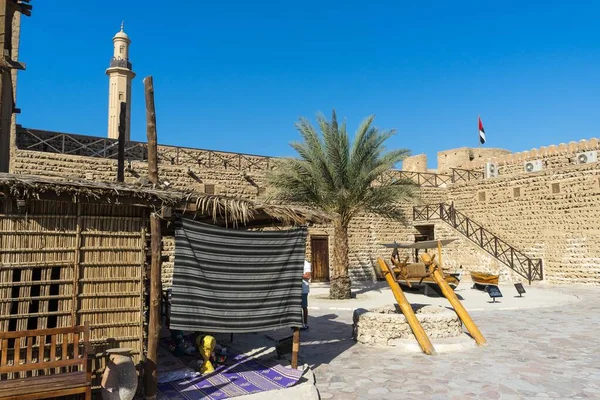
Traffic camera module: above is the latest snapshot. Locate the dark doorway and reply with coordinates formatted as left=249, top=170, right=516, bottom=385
left=311, top=236, right=330, bottom=282
left=414, top=225, right=435, bottom=262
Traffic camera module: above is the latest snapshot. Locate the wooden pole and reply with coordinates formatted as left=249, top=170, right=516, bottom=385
left=291, top=327, right=300, bottom=369
left=144, top=75, right=162, bottom=399
left=143, top=76, right=158, bottom=184
left=0, top=0, right=12, bottom=173
left=431, top=241, right=486, bottom=346
left=145, top=214, right=162, bottom=400
left=377, top=258, right=436, bottom=355
left=117, top=101, right=126, bottom=182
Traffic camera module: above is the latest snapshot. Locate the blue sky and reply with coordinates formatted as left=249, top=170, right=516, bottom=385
left=16, top=1, right=600, bottom=168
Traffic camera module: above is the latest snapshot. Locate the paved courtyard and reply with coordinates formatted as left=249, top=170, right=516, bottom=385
left=298, top=282, right=600, bottom=399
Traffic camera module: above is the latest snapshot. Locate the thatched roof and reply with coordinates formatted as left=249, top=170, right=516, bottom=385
left=0, top=173, right=330, bottom=227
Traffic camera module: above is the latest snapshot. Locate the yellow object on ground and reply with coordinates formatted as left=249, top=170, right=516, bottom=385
left=196, top=335, right=216, bottom=374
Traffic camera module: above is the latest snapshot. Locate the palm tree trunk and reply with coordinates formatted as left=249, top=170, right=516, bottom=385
left=330, top=217, right=352, bottom=299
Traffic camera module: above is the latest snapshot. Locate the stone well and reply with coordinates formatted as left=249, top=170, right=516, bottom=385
left=352, top=305, right=463, bottom=347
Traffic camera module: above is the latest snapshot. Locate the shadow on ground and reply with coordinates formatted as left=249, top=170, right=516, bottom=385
left=297, top=313, right=356, bottom=370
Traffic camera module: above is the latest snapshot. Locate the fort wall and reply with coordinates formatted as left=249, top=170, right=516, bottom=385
left=447, top=161, right=600, bottom=285
left=11, top=132, right=600, bottom=286
left=402, top=154, right=428, bottom=172
left=464, top=138, right=600, bottom=177
left=437, top=147, right=511, bottom=172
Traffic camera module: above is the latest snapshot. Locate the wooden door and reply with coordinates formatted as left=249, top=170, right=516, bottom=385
left=310, top=236, right=329, bottom=282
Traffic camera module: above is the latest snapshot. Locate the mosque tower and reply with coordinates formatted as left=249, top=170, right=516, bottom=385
left=106, top=22, right=135, bottom=140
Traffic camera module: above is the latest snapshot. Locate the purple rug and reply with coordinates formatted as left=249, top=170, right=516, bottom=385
left=157, top=354, right=304, bottom=400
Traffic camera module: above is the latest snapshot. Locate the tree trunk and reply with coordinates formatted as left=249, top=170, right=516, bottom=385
left=330, top=217, right=352, bottom=299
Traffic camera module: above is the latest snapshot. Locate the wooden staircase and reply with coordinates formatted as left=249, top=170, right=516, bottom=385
left=413, top=203, right=543, bottom=284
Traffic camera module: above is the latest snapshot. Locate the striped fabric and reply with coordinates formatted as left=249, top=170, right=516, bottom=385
left=169, top=219, right=306, bottom=333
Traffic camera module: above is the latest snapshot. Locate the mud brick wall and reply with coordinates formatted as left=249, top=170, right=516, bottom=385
left=12, top=150, right=266, bottom=200
left=447, top=162, right=600, bottom=285
left=12, top=135, right=600, bottom=286
left=437, top=147, right=511, bottom=172
left=345, top=187, right=451, bottom=282
left=464, top=139, right=600, bottom=178
left=402, top=154, right=428, bottom=172
left=7, top=148, right=526, bottom=285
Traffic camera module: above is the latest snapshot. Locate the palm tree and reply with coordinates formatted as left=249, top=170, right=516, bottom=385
left=268, top=110, right=418, bottom=299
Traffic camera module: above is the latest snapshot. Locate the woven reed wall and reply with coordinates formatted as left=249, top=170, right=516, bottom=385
left=0, top=198, right=147, bottom=386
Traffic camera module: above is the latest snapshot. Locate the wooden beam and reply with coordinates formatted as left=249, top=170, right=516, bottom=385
left=117, top=101, right=126, bottom=182
left=377, top=258, right=436, bottom=355
left=291, top=327, right=300, bottom=369
left=16, top=190, right=165, bottom=209
left=145, top=213, right=162, bottom=400
left=144, top=76, right=159, bottom=185
left=432, top=240, right=486, bottom=346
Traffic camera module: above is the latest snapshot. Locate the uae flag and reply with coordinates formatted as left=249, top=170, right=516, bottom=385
left=478, top=116, right=486, bottom=145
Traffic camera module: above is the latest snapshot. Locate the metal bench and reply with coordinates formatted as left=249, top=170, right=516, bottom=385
left=0, top=323, right=92, bottom=400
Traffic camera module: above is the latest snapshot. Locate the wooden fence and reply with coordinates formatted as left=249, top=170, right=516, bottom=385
left=0, top=199, right=147, bottom=386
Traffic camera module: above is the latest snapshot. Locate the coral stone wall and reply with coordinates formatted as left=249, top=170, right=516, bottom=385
left=11, top=134, right=600, bottom=286
left=464, top=139, right=600, bottom=178
left=402, top=154, right=428, bottom=172
left=447, top=162, right=600, bottom=284
left=437, top=147, right=511, bottom=172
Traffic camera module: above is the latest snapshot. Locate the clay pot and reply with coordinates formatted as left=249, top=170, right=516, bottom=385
left=101, top=348, right=138, bottom=400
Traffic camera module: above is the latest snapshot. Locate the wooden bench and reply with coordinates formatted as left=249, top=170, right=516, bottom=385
left=0, top=323, right=92, bottom=400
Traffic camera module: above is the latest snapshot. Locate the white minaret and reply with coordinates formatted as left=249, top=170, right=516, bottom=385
left=106, top=22, right=135, bottom=140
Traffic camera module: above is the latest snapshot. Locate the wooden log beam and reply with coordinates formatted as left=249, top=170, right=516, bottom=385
left=144, top=76, right=159, bottom=185
left=117, top=101, right=126, bottom=182
left=431, top=240, right=486, bottom=346
left=145, top=213, right=162, bottom=400
left=377, top=258, right=436, bottom=355
left=291, top=327, right=300, bottom=369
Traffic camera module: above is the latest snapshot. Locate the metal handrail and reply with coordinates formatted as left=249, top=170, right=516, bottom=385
left=413, top=202, right=543, bottom=284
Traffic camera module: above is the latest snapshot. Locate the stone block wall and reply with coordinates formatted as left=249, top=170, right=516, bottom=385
left=447, top=161, right=600, bottom=285
left=12, top=133, right=600, bottom=286
left=12, top=149, right=266, bottom=200
left=437, top=147, right=511, bottom=172
left=402, top=154, right=428, bottom=172
left=464, top=138, right=600, bottom=178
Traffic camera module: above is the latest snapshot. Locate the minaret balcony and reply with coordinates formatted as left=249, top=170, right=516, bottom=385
left=109, top=58, right=133, bottom=70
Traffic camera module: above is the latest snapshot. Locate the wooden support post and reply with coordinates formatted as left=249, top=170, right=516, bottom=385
left=432, top=241, right=486, bottom=346
left=144, top=75, right=162, bottom=400
left=144, top=77, right=159, bottom=185
left=377, top=258, right=436, bottom=355
left=145, top=213, right=162, bottom=400
left=117, top=101, right=126, bottom=182
left=291, top=327, right=300, bottom=369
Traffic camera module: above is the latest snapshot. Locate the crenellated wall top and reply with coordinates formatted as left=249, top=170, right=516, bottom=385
left=465, top=138, right=600, bottom=169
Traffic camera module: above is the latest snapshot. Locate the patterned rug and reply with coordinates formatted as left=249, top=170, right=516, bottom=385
left=157, top=354, right=305, bottom=400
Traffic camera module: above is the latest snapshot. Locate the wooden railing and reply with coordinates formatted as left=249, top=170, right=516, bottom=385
left=451, top=167, right=484, bottom=183
left=413, top=203, right=543, bottom=284
left=17, top=128, right=461, bottom=186
left=377, top=170, right=453, bottom=188
left=15, top=128, right=272, bottom=172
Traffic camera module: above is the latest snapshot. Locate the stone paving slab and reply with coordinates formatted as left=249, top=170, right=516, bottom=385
left=300, top=284, right=600, bottom=399
left=308, top=281, right=580, bottom=312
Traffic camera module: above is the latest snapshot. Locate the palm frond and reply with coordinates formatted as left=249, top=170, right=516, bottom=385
left=267, top=110, right=419, bottom=225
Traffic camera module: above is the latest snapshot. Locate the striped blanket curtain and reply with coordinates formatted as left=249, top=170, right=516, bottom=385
left=169, top=219, right=306, bottom=333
